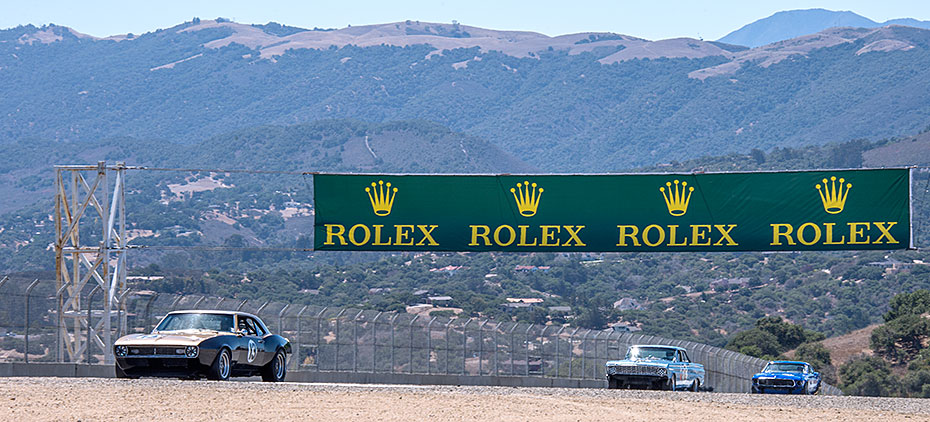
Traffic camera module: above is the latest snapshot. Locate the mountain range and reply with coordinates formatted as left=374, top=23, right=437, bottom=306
left=3, top=17, right=930, bottom=174
left=719, top=8, right=930, bottom=48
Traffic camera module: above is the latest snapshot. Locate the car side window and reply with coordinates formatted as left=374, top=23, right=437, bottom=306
left=680, top=351, right=690, bottom=363
left=252, top=318, right=266, bottom=336
left=238, top=316, right=257, bottom=335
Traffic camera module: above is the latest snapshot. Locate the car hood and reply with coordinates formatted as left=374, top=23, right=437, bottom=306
left=606, top=359, right=671, bottom=368
left=115, top=331, right=220, bottom=346
left=753, top=372, right=805, bottom=380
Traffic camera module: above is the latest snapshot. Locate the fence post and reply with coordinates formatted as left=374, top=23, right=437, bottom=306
left=408, top=315, right=419, bottom=374
left=295, top=305, right=308, bottom=371
left=142, top=293, right=158, bottom=333
left=492, top=322, right=499, bottom=376
left=593, top=331, right=603, bottom=379
left=477, top=320, right=486, bottom=376
left=352, top=310, right=362, bottom=372
left=214, top=297, right=225, bottom=309
left=168, top=295, right=183, bottom=312
left=568, top=327, right=579, bottom=378
left=255, top=301, right=270, bottom=316
left=524, top=324, right=533, bottom=376
left=333, top=308, right=347, bottom=371
left=116, top=289, right=132, bottom=339
left=192, top=295, right=206, bottom=309
left=539, top=326, right=551, bottom=377
left=555, top=326, right=565, bottom=378
left=86, top=285, right=101, bottom=364
left=463, top=319, right=473, bottom=375
left=390, top=313, right=398, bottom=374
left=236, top=299, right=248, bottom=311
left=444, top=320, right=452, bottom=375
left=427, top=317, right=436, bottom=375
left=371, top=312, right=382, bottom=373
left=509, top=324, right=518, bottom=376
left=24, top=279, right=41, bottom=364
left=55, top=282, right=69, bottom=362
left=315, top=307, right=327, bottom=371
left=580, top=330, right=591, bottom=379
left=278, top=304, right=290, bottom=334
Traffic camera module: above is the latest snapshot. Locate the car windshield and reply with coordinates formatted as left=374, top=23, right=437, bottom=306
left=155, top=313, right=234, bottom=333
left=764, top=363, right=806, bottom=373
left=626, top=346, right=677, bottom=361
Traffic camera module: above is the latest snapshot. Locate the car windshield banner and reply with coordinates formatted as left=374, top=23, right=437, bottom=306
left=313, top=169, right=911, bottom=252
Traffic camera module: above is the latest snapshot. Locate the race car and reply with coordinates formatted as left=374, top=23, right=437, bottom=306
left=114, top=310, right=291, bottom=381
left=751, top=360, right=821, bottom=394
left=605, top=345, right=705, bottom=391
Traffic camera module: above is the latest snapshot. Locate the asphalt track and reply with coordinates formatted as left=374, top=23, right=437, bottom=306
left=2, top=377, right=928, bottom=421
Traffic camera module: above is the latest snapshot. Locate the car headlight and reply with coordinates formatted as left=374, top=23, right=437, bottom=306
left=115, top=345, right=128, bottom=357
left=185, top=346, right=199, bottom=358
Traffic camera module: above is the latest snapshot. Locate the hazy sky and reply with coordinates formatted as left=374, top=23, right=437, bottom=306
left=3, top=1, right=930, bottom=41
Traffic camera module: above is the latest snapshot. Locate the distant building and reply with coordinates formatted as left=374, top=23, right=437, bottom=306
left=548, top=306, right=572, bottom=313
left=506, top=298, right=544, bottom=304
left=867, top=258, right=911, bottom=271
left=427, top=296, right=453, bottom=306
left=429, top=265, right=464, bottom=275
left=711, top=277, right=750, bottom=290
left=608, top=321, right=642, bottom=333
left=514, top=265, right=551, bottom=272
left=612, top=298, right=640, bottom=311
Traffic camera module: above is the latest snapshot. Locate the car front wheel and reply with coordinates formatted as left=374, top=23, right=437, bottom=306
left=665, top=375, right=676, bottom=391
left=208, top=348, right=231, bottom=381
left=261, top=349, right=287, bottom=382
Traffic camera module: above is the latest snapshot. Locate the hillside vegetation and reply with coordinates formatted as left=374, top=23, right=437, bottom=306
left=3, top=21, right=930, bottom=171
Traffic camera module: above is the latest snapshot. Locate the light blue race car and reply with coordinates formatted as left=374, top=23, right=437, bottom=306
left=606, top=345, right=706, bottom=391
left=751, top=360, right=821, bottom=394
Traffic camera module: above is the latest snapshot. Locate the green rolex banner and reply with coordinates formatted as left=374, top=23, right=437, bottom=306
left=313, top=169, right=912, bottom=252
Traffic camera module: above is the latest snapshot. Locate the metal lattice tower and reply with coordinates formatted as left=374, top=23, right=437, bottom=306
left=54, top=162, right=128, bottom=363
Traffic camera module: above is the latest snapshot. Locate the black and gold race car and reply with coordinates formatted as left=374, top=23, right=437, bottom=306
left=114, top=310, right=291, bottom=381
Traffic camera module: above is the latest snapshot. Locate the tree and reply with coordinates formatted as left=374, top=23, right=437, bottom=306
left=574, top=307, right=606, bottom=330
left=884, top=290, right=930, bottom=322
left=726, top=329, right=779, bottom=358
left=838, top=357, right=899, bottom=397
left=870, top=314, right=930, bottom=364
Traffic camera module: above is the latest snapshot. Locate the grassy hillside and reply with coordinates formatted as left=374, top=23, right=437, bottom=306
left=3, top=23, right=930, bottom=171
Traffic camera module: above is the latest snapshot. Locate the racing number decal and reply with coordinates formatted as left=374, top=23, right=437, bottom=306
left=247, top=339, right=258, bottom=363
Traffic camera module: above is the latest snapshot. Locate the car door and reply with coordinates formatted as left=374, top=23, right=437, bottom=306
left=680, top=350, right=702, bottom=384
left=235, top=315, right=262, bottom=368
left=677, top=350, right=691, bottom=386
left=670, top=350, right=687, bottom=387
left=250, top=316, right=273, bottom=366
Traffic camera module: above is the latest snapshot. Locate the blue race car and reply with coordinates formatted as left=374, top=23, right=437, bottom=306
left=751, top=360, right=821, bottom=394
left=606, top=345, right=706, bottom=391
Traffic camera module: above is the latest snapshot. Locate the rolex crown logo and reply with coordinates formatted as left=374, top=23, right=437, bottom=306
left=660, top=180, right=694, bottom=217
left=511, top=180, right=543, bottom=217
left=366, top=180, right=397, bottom=216
left=816, top=176, right=851, bottom=214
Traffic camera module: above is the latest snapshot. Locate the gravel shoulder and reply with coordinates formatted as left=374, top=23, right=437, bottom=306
left=1, top=377, right=929, bottom=422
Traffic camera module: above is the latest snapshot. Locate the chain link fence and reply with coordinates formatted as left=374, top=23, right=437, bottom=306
left=0, top=276, right=841, bottom=394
